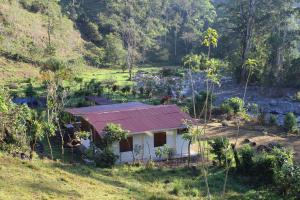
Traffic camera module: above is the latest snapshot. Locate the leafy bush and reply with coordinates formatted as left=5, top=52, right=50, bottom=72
left=101, top=123, right=128, bottom=151
left=220, top=103, right=234, bottom=115
left=159, top=68, right=181, bottom=77
left=121, top=85, right=131, bottom=94
left=94, top=148, right=118, bottom=168
left=171, top=179, right=184, bottom=196
left=252, top=152, right=277, bottom=183
left=284, top=112, right=298, bottom=133
left=155, top=144, right=171, bottom=160
left=221, top=97, right=244, bottom=114
left=20, top=0, right=47, bottom=13
left=249, top=148, right=293, bottom=184
left=209, top=137, right=230, bottom=166
left=239, top=144, right=254, bottom=174
left=274, top=163, right=300, bottom=196
left=269, top=114, right=278, bottom=126
left=30, top=0, right=47, bottom=13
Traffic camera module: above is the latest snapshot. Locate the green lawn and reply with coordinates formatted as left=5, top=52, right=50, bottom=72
left=0, top=153, right=281, bottom=200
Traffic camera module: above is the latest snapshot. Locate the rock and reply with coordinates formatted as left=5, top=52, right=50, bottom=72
left=222, top=120, right=230, bottom=127
left=263, top=131, right=268, bottom=135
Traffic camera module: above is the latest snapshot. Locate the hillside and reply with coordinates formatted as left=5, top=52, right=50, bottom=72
left=0, top=0, right=90, bottom=83
left=0, top=153, right=281, bottom=200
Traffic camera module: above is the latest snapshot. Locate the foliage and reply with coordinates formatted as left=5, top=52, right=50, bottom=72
left=94, top=148, right=119, bottom=168
left=238, top=145, right=254, bottom=174
left=0, top=88, right=41, bottom=153
left=19, top=0, right=47, bottom=14
left=102, top=123, right=128, bottom=148
left=84, top=43, right=105, bottom=68
left=284, top=112, right=298, bottom=133
left=103, top=33, right=127, bottom=68
left=193, top=91, right=216, bottom=117
left=171, top=179, right=184, bottom=196
left=295, top=91, right=300, bottom=102
left=159, top=68, right=181, bottom=77
left=209, top=137, right=231, bottom=166
left=269, top=114, right=278, bottom=126
left=273, top=163, right=300, bottom=196
left=155, top=144, right=171, bottom=160
left=182, top=54, right=202, bottom=71
left=221, top=97, right=245, bottom=114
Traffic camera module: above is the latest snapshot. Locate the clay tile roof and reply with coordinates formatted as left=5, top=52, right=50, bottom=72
left=66, top=102, right=194, bottom=136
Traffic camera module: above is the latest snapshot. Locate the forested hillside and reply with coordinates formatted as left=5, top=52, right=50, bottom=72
left=59, top=0, right=300, bottom=87
left=1, top=1, right=300, bottom=200
left=0, top=0, right=299, bottom=87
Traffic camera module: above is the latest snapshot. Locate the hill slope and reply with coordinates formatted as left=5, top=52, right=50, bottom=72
left=0, top=153, right=282, bottom=200
left=0, top=0, right=89, bottom=83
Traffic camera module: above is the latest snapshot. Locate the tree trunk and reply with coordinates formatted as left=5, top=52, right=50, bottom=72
left=241, top=0, right=256, bottom=82
left=188, top=140, right=191, bottom=168
left=174, top=30, right=177, bottom=57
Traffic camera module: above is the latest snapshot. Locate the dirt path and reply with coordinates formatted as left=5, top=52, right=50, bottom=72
left=203, top=122, right=300, bottom=163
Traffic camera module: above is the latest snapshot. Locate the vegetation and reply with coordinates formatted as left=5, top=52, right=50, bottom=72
left=1, top=0, right=300, bottom=199
left=284, top=113, right=299, bottom=133
left=0, top=153, right=287, bottom=200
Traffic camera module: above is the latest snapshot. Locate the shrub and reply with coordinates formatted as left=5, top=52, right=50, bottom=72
left=209, top=137, right=230, bottom=166
left=252, top=152, right=276, bottom=183
left=220, top=103, right=234, bottom=115
left=251, top=148, right=293, bottom=184
left=269, top=114, right=278, bottom=126
left=284, top=112, right=298, bottom=133
left=185, top=188, right=199, bottom=197
left=171, top=179, right=184, bottom=196
left=112, top=85, right=119, bottom=92
left=94, top=148, right=118, bottom=168
left=20, top=0, right=47, bottom=13
left=30, top=0, right=47, bottom=13
left=239, top=144, right=254, bottom=174
left=221, top=97, right=244, bottom=114
left=274, top=163, right=300, bottom=196
left=159, top=68, right=181, bottom=77
left=121, top=85, right=131, bottom=94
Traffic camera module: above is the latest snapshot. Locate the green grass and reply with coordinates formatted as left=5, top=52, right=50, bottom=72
left=0, top=153, right=282, bottom=200
left=77, top=66, right=160, bottom=86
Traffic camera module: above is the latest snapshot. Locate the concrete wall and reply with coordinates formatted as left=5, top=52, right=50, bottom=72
left=113, top=129, right=189, bottom=163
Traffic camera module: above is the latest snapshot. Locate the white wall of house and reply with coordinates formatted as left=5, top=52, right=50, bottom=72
left=113, top=129, right=189, bottom=163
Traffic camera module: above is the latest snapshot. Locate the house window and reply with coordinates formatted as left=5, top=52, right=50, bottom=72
left=154, top=132, right=166, bottom=147
left=119, top=137, right=133, bottom=152
left=177, top=128, right=188, bottom=135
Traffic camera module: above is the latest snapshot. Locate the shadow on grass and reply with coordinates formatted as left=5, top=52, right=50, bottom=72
left=23, top=182, right=83, bottom=199
left=51, top=161, right=257, bottom=199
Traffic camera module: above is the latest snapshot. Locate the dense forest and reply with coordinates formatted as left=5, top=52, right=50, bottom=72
left=60, top=0, right=300, bottom=87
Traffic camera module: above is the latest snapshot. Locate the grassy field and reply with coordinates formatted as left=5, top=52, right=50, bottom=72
left=0, top=152, right=281, bottom=200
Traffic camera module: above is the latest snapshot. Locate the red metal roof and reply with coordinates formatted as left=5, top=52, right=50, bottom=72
left=66, top=103, right=194, bottom=136
left=66, top=102, right=153, bottom=116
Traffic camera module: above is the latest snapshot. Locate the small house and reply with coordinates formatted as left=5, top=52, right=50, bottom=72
left=66, top=102, right=195, bottom=163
